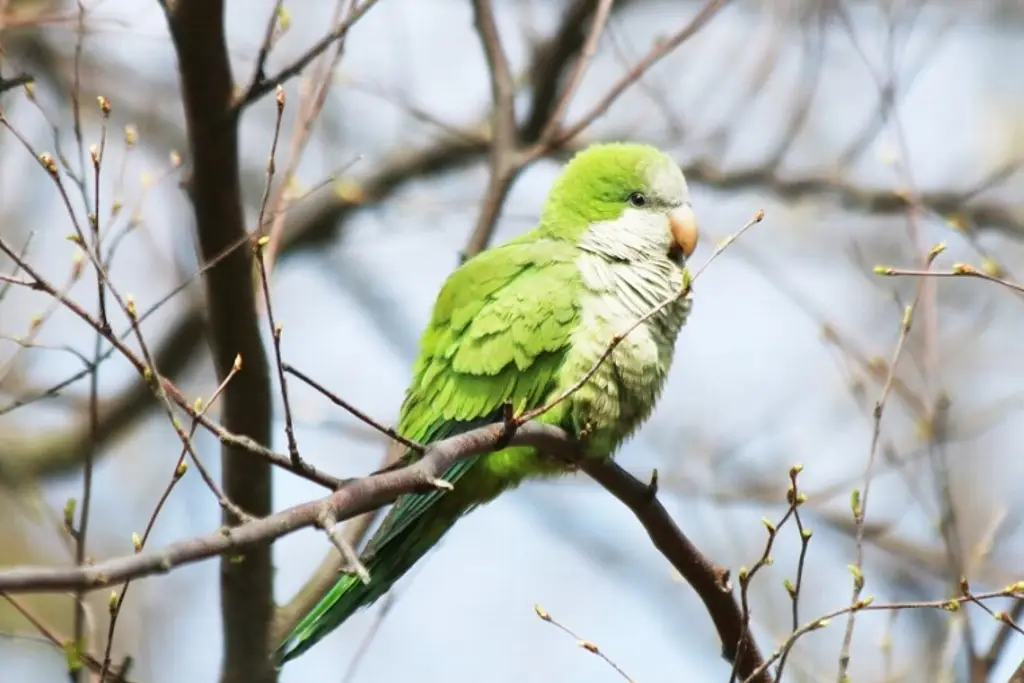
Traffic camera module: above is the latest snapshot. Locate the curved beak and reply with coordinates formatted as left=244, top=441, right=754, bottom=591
left=668, top=203, right=699, bottom=259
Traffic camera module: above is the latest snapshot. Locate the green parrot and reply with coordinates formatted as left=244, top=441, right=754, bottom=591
left=275, top=141, right=700, bottom=665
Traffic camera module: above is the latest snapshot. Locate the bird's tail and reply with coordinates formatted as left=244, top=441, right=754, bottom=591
left=273, top=493, right=467, bottom=666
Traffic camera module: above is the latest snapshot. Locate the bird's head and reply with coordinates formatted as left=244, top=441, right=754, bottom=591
left=539, top=142, right=699, bottom=266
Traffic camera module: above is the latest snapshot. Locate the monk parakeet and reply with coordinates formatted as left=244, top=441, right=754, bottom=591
left=276, top=142, right=700, bottom=664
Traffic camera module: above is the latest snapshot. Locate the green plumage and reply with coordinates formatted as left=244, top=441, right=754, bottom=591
left=276, top=142, right=696, bottom=665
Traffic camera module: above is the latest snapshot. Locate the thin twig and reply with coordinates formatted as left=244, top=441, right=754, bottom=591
left=254, top=87, right=303, bottom=467
left=774, top=465, right=812, bottom=682
left=316, top=508, right=370, bottom=584
left=260, top=0, right=365, bottom=276
left=0, top=593, right=113, bottom=676
left=743, top=583, right=1024, bottom=683
left=729, top=472, right=803, bottom=683
left=836, top=292, right=921, bottom=681
left=243, top=0, right=286, bottom=100
left=0, top=235, right=345, bottom=490
left=535, top=604, right=635, bottom=682
left=0, top=231, right=34, bottom=304
left=537, top=0, right=729, bottom=150
left=536, top=0, right=615, bottom=144
left=461, top=0, right=523, bottom=261
left=875, top=264, right=1024, bottom=298
left=232, top=0, right=380, bottom=112
left=98, top=363, right=242, bottom=681
left=283, top=363, right=422, bottom=452
left=983, top=600, right=1024, bottom=676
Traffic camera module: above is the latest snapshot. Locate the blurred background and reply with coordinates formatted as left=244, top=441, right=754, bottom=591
left=1, top=0, right=1024, bottom=681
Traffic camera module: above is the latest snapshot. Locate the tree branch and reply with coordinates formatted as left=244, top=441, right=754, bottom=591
left=233, top=0, right=380, bottom=113
left=0, top=420, right=770, bottom=682
left=538, top=0, right=730, bottom=150
left=0, top=315, right=205, bottom=485
left=461, top=0, right=522, bottom=261
left=0, top=422, right=556, bottom=594
left=0, top=71, right=33, bottom=93
left=580, top=459, right=770, bottom=683
left=167, top=2, right=274, bottom=682
left=520, top=0, right=634, bottom=143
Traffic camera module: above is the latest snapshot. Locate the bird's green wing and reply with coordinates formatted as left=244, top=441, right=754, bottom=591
left=276, top=238, right=583, bottom=666
left=364, top=236, right=582, bottom=556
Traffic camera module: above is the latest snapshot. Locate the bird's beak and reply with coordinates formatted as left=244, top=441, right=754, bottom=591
left=669, top=203, right=699, bottom=259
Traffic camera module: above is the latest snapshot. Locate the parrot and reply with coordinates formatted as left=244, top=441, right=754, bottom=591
left=275, top=141, right=700, bottom=665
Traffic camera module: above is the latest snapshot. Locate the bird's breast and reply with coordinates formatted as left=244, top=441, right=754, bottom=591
left=556, top=255, right=691, bottom=456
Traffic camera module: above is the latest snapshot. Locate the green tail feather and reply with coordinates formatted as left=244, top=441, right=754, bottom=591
left=275, top=418, right=503, bottom=666
left=274, top=500, right=465, bottom=665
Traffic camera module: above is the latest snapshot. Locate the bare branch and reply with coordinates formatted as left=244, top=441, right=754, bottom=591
left=580, top=457, right=770, bottom=683
left=0, top=419, right=771, bottom=682
left=539, top=0, right=729, bottom=150
left=875, top=263, right=1024, bottom=299
left=535, top=604, right=635, bottom=682
left=0, top=71, right=33, bottom=93
left=837, top=248, right=938, bottom=680
left=520, top=0, right=635, bottom=143
left=232, top=0, right=380, bottom=113
left=0, top=422, right=563, bottom=595
left=536, top=0, right=614, bottom=144
left=461, top=0, right=523, bottom=261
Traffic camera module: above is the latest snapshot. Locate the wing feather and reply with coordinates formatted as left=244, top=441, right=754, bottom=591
left=364, top=237, right=581, bottom=556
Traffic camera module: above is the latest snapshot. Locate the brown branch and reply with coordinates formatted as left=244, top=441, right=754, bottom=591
left=0, top=419, right=770, bottom=682
left=0, top=71, right=33, bottom=93
left=0, top=422, right=558, bottom=594
left=166, top=2, right=274, bottom=683
left=473, top=0, right=516, bottom=151
left=535, top=604, right=635, bottom=682
left=461, top=0, right=522, bottom=261
left=232, top=0, right=380, bottom=113
left=535, top=0, right=614, bottom=144
left=675, top=158, right=1024, bottom=241
left=268, top=443, right=399, bottom=647
left=875, top=263, right=1024, bottom=298
left=538, top=0, right=730, bottom=151
left=583, top=459, right=770, bottom=683
left=520, top=0, right=634, bottom=143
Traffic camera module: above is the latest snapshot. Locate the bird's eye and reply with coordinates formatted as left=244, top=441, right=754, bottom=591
left=627, top=192, right=647, bottom=208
